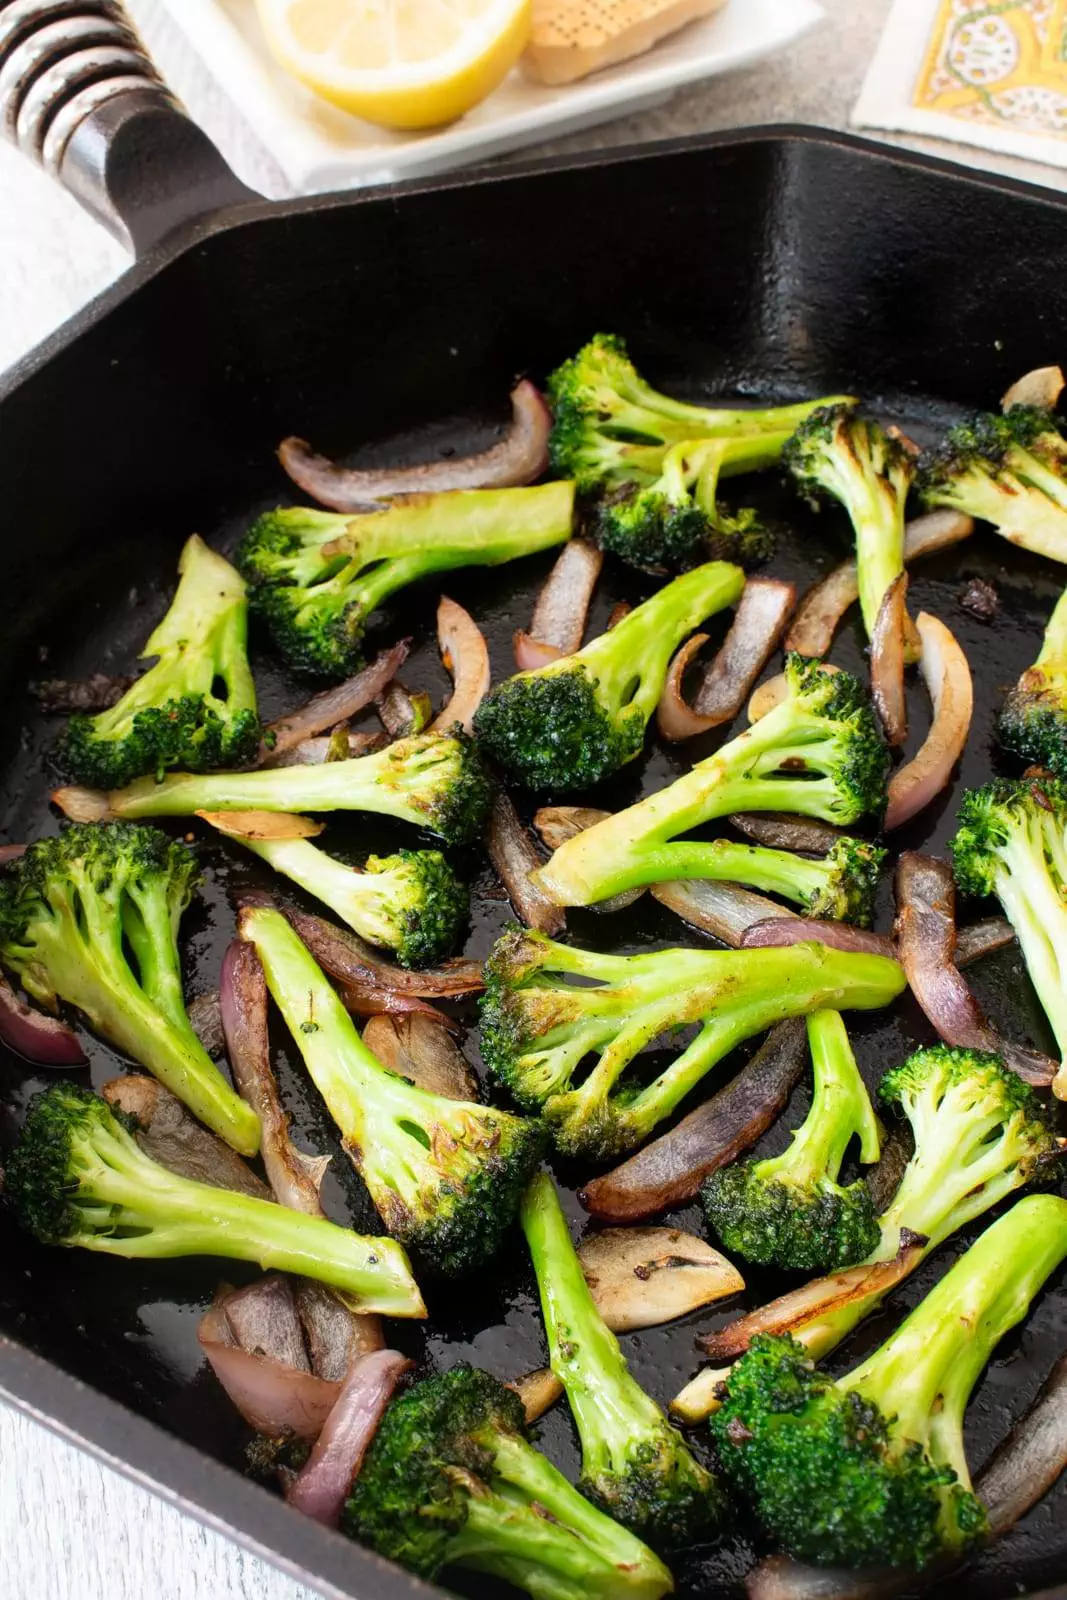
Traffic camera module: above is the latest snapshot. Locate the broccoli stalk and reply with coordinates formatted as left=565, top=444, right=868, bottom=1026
left=206, top=822, right=468, bottom=968
left=951, top=778, right=1067, bottom=1090
left=473, top=560, right=745, bottom=792
left=702, top=1010, right=882, bottom=1272
left=0, top=822, right=260, bottom=1155
left=343, top=1364, right=673, bottom=1600
left=531, top=655, right=888, bottom=908
left=82, top=731, right=491, bottom=848
left=711, top=1193, right=1067, bottom=1570
left=918, top=406, right=1067, bottom=562
left=783, top=405, right=915, bottom=645
left=242, top=905, right=543, bottom=1274
left=236, top=483, right=575, bottom=676
left=62, top=535, right=260, bottom=789
left=5, top=1085, right=424, bottom=1315
left=997, top=583, right=1067, bottom=773
left=521, top=1171, right=721, bottom=1548
left=480, top=927, right=905, bottom=1161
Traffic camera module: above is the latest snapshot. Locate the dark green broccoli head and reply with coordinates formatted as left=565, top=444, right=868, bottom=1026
left=581, top=1434, right=722, bottom=1552
left=478, top=928, right=580, bottom=1111
left=235, top=506, right=351, bottom=590
left=778, top=654, right=891, bottom=824
left=702, top=1162, right=880, bottom=1274
left=594, top=484, right=773, bottom=574
left=474, top=663, right=644, bottom=794
left=63, top=697, right=260, bottom=789
left=362, top=849, right=469, bottom=968
left=805, top=837, right=886, bottom=926
left=950, top=776, right=1067, bottom=899
left=711, top=1334, right=986, bottom=1570
left=879, top=1042, right=1044, bottom=1126
left=2, top=1083, right=115, bottom=1244
left=997, top=676, right=1067, bottom=776
left=251, top=572, right=364, bottom=678
left=917, top=406, right=1060, bottom=496
left=412, top=731, right=492, bottom=846
left=783, top=403, right=912, bottom=506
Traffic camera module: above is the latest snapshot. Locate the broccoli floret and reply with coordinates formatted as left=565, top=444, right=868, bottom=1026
left=236, top=484, right=575, bottom=677
left=480, top=927, right=904, bottom=1161
left=918, top=406, right=1067, bottom=562
left=207, top=823, right=468, bottom=968
left=243, top=905, right=544, bottom=1274
left=711, top=1193, right=1067, bottom=1569
left=5, top=1085, right=424, bottom=1314
left=474, top=560, right=744, bottom=792
left=521, top=1172, right=722, bottom=1547
left=997, top=584, right=1067, bottom=774
left=531, top=655, right=888, bottom=908
left=80, top=731, right=491, bottom=848
left=343, top=1363, right=672, bottom=1600
left=61, top=536, right=260, bottom=788
left=703, top=1010, right=882, bottom=1272
left=593, top=437, right=777, bottom=573
left=951, top=778, right=1067, bottom=1093
left=547, top=333, right=852, bottom=494
left=0, top=822, right=260, bottom=1155
left=784, top=405, right=915, bottom=644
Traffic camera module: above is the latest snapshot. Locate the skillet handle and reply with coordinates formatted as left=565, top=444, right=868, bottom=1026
left=0, top=1, right=257, bottom=255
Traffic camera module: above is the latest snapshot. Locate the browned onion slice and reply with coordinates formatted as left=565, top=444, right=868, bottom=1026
left=740, top=918, right=896, bottom=959
left=651, top=880, right=797, bottom=946
left=286, top=1348, right=414, bottom=1527
left=655, top=632, right=712, bottom=741
left=340, top=986, right=462, bottom=1026
left=431, top=597, right=490, bottom=735
left=102, top=1076, right=269, bottom=1198
left=198, top=1297, right=340, bottom=1442
left=376, top=683, right=431, bottom=738
left=188, top=990, right=225, bottom=1058
left=262, top=731, right=389, bottom=768
left=362, top=1013, right=480, bottom=1102
left=0, top=974, right=86, bottom=1067
left=259, top=643, right=408, bottom=764
left=785, top=511, right=975, bottom=657
left=199, top=810, right=324, bottom=841
left=580, top=1020, right=809, bottom=1221
left=295, top=1279, right=384, bottom=1380
left=509, top=1368, right=564, bottom=1424
left=1002, top=365, right=1065, bottom=411
left=279, top=904, right=484, bottom=997
left=487, top=788, right=566, bottom=936
left=955, top=917, right=1015, bottom=967
left=728, top=813, right=842, bottom=856
left=279, top=381, right=551, bottom=510
left=869, top=573, right=909, bottom=746
left=51, top=785, right=114, bottom=822
left=885, top=612, right=973, bottom=831
left=894, top=853, right=1056, bottom=1087
left=0, top=843, right=25, bottom=866
left=657, top=578, right=796, bottom=741
left=533, top=805, right=611, bottom=850
left=514, top=537, right=603, bottom=671
left=578, top=1227, right=744, bottom=1329
left=514, top=632, right=566, bottom=670
left=223, top=1276, right=310, bottom=1370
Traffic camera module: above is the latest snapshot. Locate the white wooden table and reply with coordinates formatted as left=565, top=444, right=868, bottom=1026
left=2, top=2, right=1062, bottom=1596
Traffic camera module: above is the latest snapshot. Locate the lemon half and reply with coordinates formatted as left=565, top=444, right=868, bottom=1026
left=256, top=0, right=531, bottom=129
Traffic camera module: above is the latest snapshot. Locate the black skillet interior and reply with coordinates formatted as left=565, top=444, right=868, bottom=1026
left=2, top=130, right=1067, bottom=1599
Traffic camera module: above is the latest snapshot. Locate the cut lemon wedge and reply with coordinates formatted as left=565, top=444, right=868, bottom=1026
left=256, top=0, right=531, bottom=129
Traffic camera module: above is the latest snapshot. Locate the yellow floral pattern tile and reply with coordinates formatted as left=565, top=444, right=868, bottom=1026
left=913, top=0, right=1067, bottom=138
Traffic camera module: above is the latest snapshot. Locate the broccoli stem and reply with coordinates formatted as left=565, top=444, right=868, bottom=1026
left=988, top=824, right=1067, bottom=1058
left=335, top=483, right=576, bottom=567
left=236, top=836, right=390, bottom=945
left=573, top=837, right=839, bottom=907
left=1034, top=584, right=1067, bottom=672
left=763, top=1010, right=881, bottom=1187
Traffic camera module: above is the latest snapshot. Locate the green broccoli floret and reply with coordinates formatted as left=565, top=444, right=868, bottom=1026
left=997, top=583, right=1067, bottom=774
left=343, top=1363, right=673, bottom=1600
left=531, top=655, right=888, bottom=908
left=711, top=1193, right=1067, bottom=1569
left=78, top=730, right=491, bottom=848
left=702, top=1010, right=882, bottom=1272
left=236, top=484, right=575, bottom=676
left=918, top=406, right=1067, bottom=562
left=547, top=333, right=852, bottom=494
left=784, top=404, right=914, bottom=644
left=205, top=821, right=468, bottom=968
left=5, top=1084, right=424, bottom=1315
left=0, top=822, right=260, bottom=1155
left=593, top=437, right=777, bottom=573
left=473, top=560, right=744, bottom=792
left=61, top=536, right=260, bottom=788
left=242, top=905, right=543, bottom=1275
left=951, top=778, right=1067, bottom=1093
left=521, top=1172, right=722, bottom=1548
left=479, top=927, right=904, bottom=1161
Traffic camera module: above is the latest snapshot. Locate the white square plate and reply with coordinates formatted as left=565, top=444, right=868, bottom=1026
left=160, top=0, right=823, bottom=194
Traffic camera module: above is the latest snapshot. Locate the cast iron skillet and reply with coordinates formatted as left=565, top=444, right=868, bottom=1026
left=2, top=7, right=1067, bottom=1599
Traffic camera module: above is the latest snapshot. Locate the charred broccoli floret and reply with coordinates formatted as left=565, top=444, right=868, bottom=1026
left=918, top=406, right=1067, bottom=562
left=5, top=1085, right=423, bottom=1314
left=474, top=560, right=744, bottom=791
left=61, top=536, right=259, bottom=788
left=0, top=822, right=259, bottom=1154
left=480, top=928, right=904, bottom=1161
left=236, top=484, right=574, bottom=676
left=531, top=655, right=888, bottom=908
left=702, top=1010, right=882, bottom=1272
left=711, top=1195, right=1067, bottom=1569
left=343, top=1363, right=673, bottom=1600
left=997, top=583, right=1067, bottom=774
left=243, top=906, right=543, bottom=1275
left=522, top=1172, right=722, bottom=1548
left=784, top=405, right=914, bottom=643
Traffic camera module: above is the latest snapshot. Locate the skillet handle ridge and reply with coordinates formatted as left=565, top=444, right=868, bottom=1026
left=0, top=0, right=257, bottom=255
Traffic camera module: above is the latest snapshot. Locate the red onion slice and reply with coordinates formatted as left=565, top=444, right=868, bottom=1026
left=1002, top=365, right=1065, bottom=411
left=262, top=731, right=389, bottom=768
left=188, top=990, right=225, bottom=1058
left=200, top=810, right=324, bottom=841
left=295, top=1279, right=384, bottom=1380
left=376, top=683, right=431, bottom=738
left=286, top=1348, right=413, bottom=1527
left=885, top=612, right=973, bottom=831
left=487, top=788, right=566, bottom=936
left=869, top=573, right=908, bottom=747
left=0, top=974, right=86, bottom=1066
left=198, top=1299, right=339, bottom=1442
left=740, top=918, right=896, bottom=959
left=651, top=881, right=797, bottom=946
left=656, top=633, right=713, bottom=741
left=279, top=905, right=484, bottom=998
left=278, top=381, right=551, bottom=510
left=657, top=579, right=796, bottom=741
left=728, top=814, right=842, bottom=856
left=51, top=786, right=114, bottom=822
left=102, top=1076, right=270, bottom=1198
left=362, top=1013, right=480, bottom=1101
left=430, top=597, right=490, bottom=735
left=258, top=644, right=408, bottom=765
left=533, top=805, right=612, bottom=850
left=955, top=917, right=1015, bottom=967
left=514, top=537, right=603, bottom=669
left=514, top=633, right=566, bottom=670
left=223, top=1276, right=310, bottom=1370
